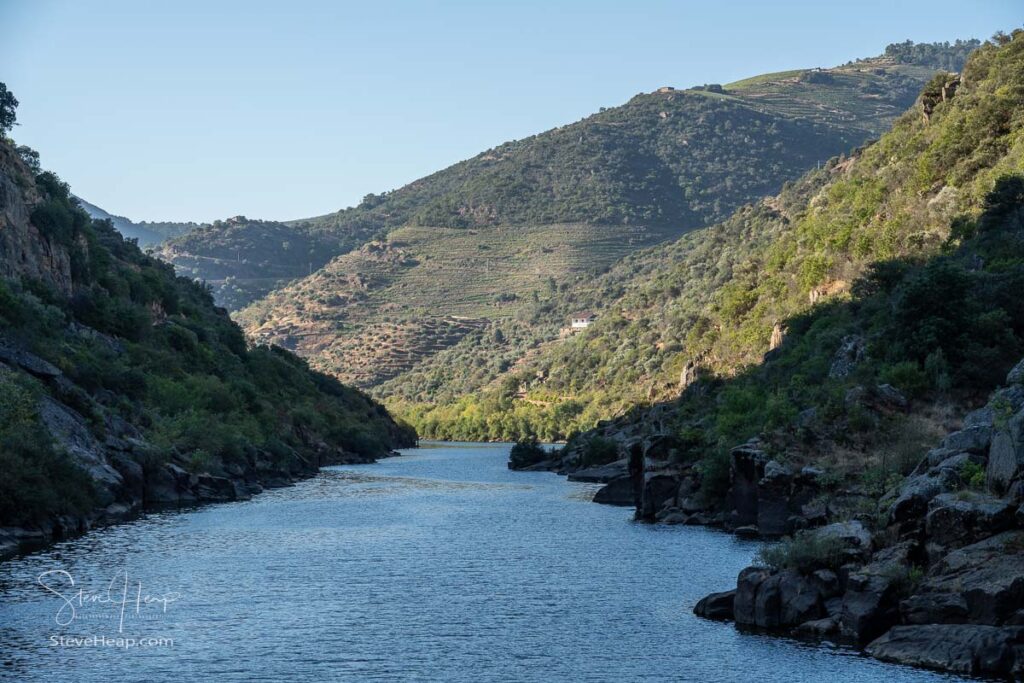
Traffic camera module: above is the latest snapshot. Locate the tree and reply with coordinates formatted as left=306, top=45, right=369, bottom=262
left=0, top=83, right=17, bottom=135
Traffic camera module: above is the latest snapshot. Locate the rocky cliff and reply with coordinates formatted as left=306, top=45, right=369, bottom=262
left=694, top=360, right=1024, bottom=678
left=0, top=138, right=416, bottom=560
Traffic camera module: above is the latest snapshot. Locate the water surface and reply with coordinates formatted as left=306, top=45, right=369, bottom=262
left=0, top=442, right=966, bottom=681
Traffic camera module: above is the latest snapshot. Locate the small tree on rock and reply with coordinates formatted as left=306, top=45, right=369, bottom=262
left=0, top=83, right=18, bottom=135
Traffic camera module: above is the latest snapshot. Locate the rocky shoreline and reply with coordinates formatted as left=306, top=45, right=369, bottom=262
left=511, top=361, right=1024, bottom=679
left=0, top=338, right=411, bottom=561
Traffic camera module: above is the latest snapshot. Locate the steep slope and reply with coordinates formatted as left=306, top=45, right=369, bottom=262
left=487, top=34, right=1024, bottom=678
left=76, top=196, right=199, bottom=247
left=237, top=42, right=973, bottom=387
left=153, top=216, right=359, bottom=310
left=153, top=216, right=349, bottom=310
left=389, top=36, right=1020, bottom=442
left=0, top=133, right=416, bottom=558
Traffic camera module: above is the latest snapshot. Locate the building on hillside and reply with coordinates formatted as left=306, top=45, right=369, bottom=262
left=570, top=311, right=596, bottom=330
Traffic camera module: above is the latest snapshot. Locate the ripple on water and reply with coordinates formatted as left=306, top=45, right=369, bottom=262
left=0, top=443, right=971, bottom=682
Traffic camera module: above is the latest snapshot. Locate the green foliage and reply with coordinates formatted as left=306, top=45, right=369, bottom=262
left=960, top=460, right=987, bottom=489
left=508, top=437, right=549, bottom=469
left=884, top=39, right=981, bottom=70
left=578, top=436, right=619, bottom=468
left=394, top=34, right=1024, bottom=500
left=0, top=370, right=96, bottom=526
left=0, top=149, right=416, bottom=529
left=755, top=530, right=848, bottom=572
left=0, top=82, right=16, bottom=135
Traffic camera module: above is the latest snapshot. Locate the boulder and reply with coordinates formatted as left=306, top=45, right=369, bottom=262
left=567, top=458, right=628, bottom=483
left=887, top=467, right=959, bottom=526
left=694, top=590, right=735, bottom=620
left=757, top=461, right=793, bottom=536
left=794, top=617, right=838, bottom=636
left=729, top=440, right=768, bottom=527
left=900, top=592, right=969, bottom=625
left=640, top=473, right=681, bottom=520
left=913, top=531, right=1024, bottom=626
left=38, top=396, right=123, bottom=504
left=778, top=569, right=825, bottom=626
left=194, top=474, right=236, bottom=502
left=828, top=335, right=866, bottom=379
left=816, top=520, right=872, bottom=557
left=659, top=511, right=690, bottom=525
left=1007, top=358, right=1024, bottom=386
left=734, top=567, right=771, bottom=626
left=734, top=525, right=760, bottom=538
left=940, top=425, right=993, bottom=455
left=0, top=342, right=62, bottom=379
left=866, top=625, right=1024, bottom=677
left=925, top=491, right=1016, bottom=555
left=592, top=475, right=636, bottom=507
left=734, top=568, right=823, bottom=629
left=988, top=407, right=1024, bottom=493
left=840, top=572, right=899, bottom=642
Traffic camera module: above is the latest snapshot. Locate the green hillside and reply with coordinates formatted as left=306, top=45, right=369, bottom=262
left=0, top=121, right=415, bottom=540
left=154, top=216, right=350, bottom=310
left=236, top=42, right=970, bottom=389
left=391, top=34, right=1024, bottom=444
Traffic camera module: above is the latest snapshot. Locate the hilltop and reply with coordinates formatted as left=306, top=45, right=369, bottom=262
left=76, top=196, right=199, bottom=247
left=235, top=42, right=974, bottom=391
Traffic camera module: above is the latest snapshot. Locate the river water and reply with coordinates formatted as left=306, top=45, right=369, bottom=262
left=0, top=442, right=967, bottom=682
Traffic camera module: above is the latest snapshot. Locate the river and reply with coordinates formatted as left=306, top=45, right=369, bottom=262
left=0, top=442, right=968, bottom=681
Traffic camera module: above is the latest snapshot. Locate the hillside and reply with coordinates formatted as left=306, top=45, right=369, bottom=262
left=76, top=196, right=199, bottom=247
left=236, top=42, right=972, bottom=388
left=395, top=35, right=1022, bottom=443
left=154, top=216, right=360, bottom=310
left=0, top=123, right=415, bottom=557
left=153, top=216, right=351, bottom=310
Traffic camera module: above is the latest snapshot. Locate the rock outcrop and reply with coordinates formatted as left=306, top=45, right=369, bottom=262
left=693, top=359, right=1024, bottom=678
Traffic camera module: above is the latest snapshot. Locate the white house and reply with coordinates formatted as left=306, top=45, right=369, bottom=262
left=570, top=311, right=596, bottom=330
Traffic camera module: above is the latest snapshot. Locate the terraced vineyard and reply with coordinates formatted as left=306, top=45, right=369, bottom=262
left=238, top=222, right=683, bottom=386
left=234, top=41, right=977, bottom=407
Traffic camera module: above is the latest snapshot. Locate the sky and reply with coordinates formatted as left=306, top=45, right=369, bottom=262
left=0, top=1, right=1020, bottom=223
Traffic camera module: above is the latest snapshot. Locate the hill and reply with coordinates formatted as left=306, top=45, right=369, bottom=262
left=75, top=196, right=199, bottom=247
left=393, top=35, right=1021, bottom=443
left=236, top=42, right=973, bottom=388
left=153, top=216, right=351, bottom=310
left=0, top=122, right=415, bottom=557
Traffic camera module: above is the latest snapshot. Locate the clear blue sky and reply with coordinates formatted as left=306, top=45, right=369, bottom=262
left=1, top=0, right=1019, bottom=223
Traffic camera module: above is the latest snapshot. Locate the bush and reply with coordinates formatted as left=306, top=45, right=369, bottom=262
left=508, top=436, right=548, bottom=469
left=756, top=529, right=848, bottom=572
left=579, top=436, right=619, bottom=468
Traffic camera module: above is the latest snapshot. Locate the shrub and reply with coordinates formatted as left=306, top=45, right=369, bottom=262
left=579, top=436, right=619, bottom=468
left=509, top=436, right=548, bottom=469
left=755, top=529, right=848, bottom=572
left=960, top=459, right=986, bottom=490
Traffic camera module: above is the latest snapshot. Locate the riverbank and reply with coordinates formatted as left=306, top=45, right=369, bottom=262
left=0, top=442, right=965, bottom=682
left=508, top=363, right=1024, bottom=679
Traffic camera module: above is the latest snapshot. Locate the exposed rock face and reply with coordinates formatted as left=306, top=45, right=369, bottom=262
left=867, top=625, right=1024, bottom=677
left=828, top=334, right=866, bottom=379
left=592, top=475, right=637, bottom=506
left=694, top=356, right=1024, bottom=678
left=694, top=590, right=735, bottom=620
left=0, top=143, right=74, bottom=294
left=0, top=334, right=393, bottom=560
left=726, top=441, right=820, bottom=536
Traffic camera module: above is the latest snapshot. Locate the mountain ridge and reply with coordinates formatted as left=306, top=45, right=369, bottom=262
left=234, top=42, right=973, bottom=397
